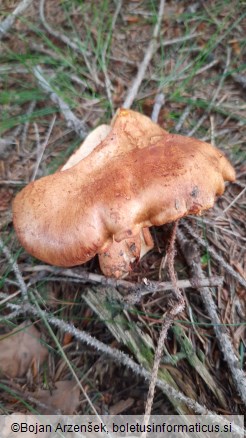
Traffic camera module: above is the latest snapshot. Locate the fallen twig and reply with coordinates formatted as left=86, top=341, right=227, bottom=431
left=151, top=92, right=165, bottom=123
left=0, top=293, right=231, bottom=416
left=110, top=33, right=203, bottom=69
left=39, top=0, right=101, bottom=86
left=182, top=221, right=246, bottom=288
left=101, top=0, right=122, bottom=114
left=0, top=233, right=244, bottom=426
left=33, top=65, right=88, bottom=139
left=188, top=48, right=231, bottom=137
left=160, top=32, right=203, bottom=47
left=0, top=180, right=26, bottom=186
left=0, top=238, right=109, bottom=423
left=0, top=137, right=16, bottom=159
left=0, top=0, right=32, bottom=39
left=174, top=104, right=192, bottom=133
left=231, top=73, right=246, bottom=90
left=151, top=59, right=219, bottom=85
left=21, top=264, right=224, bottom=295
left=0, top=382, right=61, bottom=415
left=215, top=186, right=246, bottom=220
left=177, top=228, right=246, bottom=406
left=177, top=59, right=219, bottom=81
left=123, top=0, right=165, bottom=108
left=20, top=101, right=37, bottom=152
left=0, top=292, right=244, bottom=435
left=167, top=221, right=185, bottom=315
left=0, top=237, right=28, bottom=303
left=142, top=221, right=185, bottom=435
left=0, top=125, right=23, bottom=159
left=194, top=216, right=246, bottom=242
left=31, top=115, right=56, bottom=181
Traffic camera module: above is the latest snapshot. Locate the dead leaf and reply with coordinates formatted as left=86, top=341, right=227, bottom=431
left=233, top=325, right=246, bottom=350
left=63, top=332, right=73, bottom=346
left=0, top=322, right=48, bottom=378
left=33, top=380, right=80, bottom=414
left=125, top=16, right=140, bottom=23
left=230, top=40, right=241, bottom=56
left=109, top=397, right=134, bottom=415
left=231, top=261, right=246, bottom=279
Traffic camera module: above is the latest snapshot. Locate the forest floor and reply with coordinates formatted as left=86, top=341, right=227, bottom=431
left=0, top=0, right=245, bottom=420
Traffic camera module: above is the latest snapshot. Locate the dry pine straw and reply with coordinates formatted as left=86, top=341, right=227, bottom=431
left=0, top=0, right=245, bottom=416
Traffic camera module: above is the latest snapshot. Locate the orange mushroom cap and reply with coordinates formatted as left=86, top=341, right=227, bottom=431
left=60, top=122, right=153, bottom=278
left=12, top=109, right=235, bottom=267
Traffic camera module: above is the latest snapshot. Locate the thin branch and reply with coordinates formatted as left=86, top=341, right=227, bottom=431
left=0, top=240, right=108, bottom=426
left=124, top=275, right=223, bottom=304
left=210, top=115, right=215, bottom=146
left=0, top=137, right=15, bottom=159
left=29, top=291, right=109, bottom=430
left=31, top=115, right=56, bottom=181
left=193, top=216, right=246, bottom=242
left=0, top=293, right=244, bottom=434
left=142, top=314, right=173, bottom=437
left=0, top=235, right=220, bottom=417
left=0, top=0, right=32, bottom=39
left=39, top=0, right=101, bottom=86
left=151, top=92, right=165, bottom=122
left=201, top=127, right=237, bottom=143
left=0, top=180, right=26, bottom=186
left=0, top=124, right=23, bottom=159
left=21, top=264, right=224, bottom=295
left=167, top=221, right=186, bottom=315
left=101, top=0, right=123, bottom=115
left=123, top=0, right=165, bottom=108
left=142, top=222, right=185, bottom=434
left=188, top=48, right=231, bottom=137
left=182, top=221, right=246, bottom=288
left=0, top=248, right=244, bottom=430
left=5, top=293, right=210, bottom=410
left=177, top=228, right=246, bottom=406
left=0, top=237, right=28, bottom=303
left=174, top=104, right=192, bottom=132
left=32, top=65, right=88, bottom=139
left=168, top=59, right=219, bottom=82
left=215, top=186, right=246, bottom=220
left=0, top=294, right=228, bottom=415
left=39, top=0, right=89, bottom=55
left=20, top=101, right=37, bottom=152
left=231, top=73, right=246, bottom=89
left=0, top=290, right=21, bottom=306
left=161, top=31, right=203, bottom=47
left=0, top=381, right=61, bottom=414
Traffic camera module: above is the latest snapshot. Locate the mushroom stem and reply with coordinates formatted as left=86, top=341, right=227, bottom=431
left=98, top=228, right=154, bottom=278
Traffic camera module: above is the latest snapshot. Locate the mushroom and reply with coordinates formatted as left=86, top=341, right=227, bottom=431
left=98, top=226, right=154, bottom=278
left=12, top=109, right=235, bottom=272
left=60, top=122, right=154, bottom=277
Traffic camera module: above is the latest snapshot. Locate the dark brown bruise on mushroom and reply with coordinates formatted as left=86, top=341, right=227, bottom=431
left=12, top=109, right=235, bottom=268
left=98, top=227, right=154, bottom=278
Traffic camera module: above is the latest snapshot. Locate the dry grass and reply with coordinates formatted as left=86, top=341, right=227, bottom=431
left=0, top=0, right=245, bottom=417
